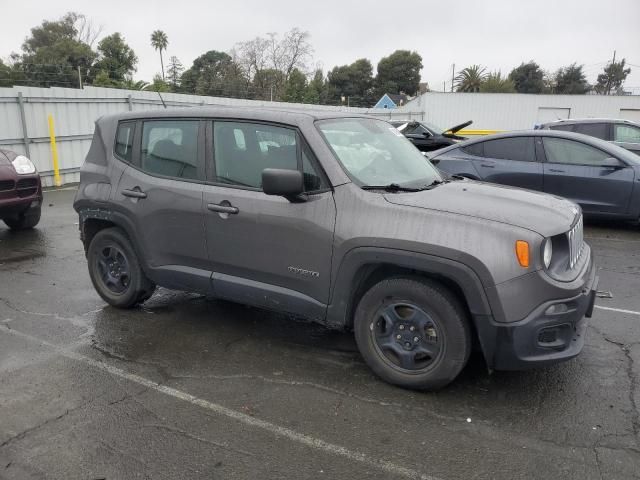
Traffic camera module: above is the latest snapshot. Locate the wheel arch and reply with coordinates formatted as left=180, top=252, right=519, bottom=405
left=326, top=248, right=496, bottom=330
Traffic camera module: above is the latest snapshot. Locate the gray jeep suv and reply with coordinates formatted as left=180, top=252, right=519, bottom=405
left=74, top=108, right=598, bottom=390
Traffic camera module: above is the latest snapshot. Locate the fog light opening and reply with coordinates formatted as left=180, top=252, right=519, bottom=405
left=545, top=303, right=569, bottom=315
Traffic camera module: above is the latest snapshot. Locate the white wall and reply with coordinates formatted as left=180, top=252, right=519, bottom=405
left=402, top=92, right=640, bottom=131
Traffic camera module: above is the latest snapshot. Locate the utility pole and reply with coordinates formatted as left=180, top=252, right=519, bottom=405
left=270, top=85, right=274, bottom=102
left=451, top=64, right=455, bottom=92
left=77, top=66, right=83, bottom=89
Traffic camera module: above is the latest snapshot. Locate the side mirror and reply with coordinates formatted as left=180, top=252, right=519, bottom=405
left=262, top=168, right=304, bottom=197
left=601, top=157, right=624, bottom=168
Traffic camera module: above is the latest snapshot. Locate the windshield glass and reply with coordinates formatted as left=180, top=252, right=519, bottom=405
left=317, top=118, right=442, bottom=188
left=422, top=121, right=445, bottom=133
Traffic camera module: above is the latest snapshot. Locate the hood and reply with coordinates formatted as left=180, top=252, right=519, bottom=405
left=0, top=149, right=12, bottom=166
left=443, top=120, right=472, bottom=139
left=384, top=180, right=578, bottom=237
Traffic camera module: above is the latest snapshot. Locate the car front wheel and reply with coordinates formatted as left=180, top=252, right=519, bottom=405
left=87, top=227, right=155, bottom=308
left=354, top=277, right=471, bottom=390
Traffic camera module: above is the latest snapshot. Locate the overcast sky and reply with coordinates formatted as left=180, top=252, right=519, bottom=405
left=2, top=0, right=639, bottom=91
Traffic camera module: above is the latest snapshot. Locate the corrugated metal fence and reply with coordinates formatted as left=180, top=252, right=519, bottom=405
left=0, top=86, right=424, bottom=187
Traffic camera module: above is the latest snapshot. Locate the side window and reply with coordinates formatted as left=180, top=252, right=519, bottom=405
left=542, top=137, right=611, bottom=166
left=573, top=123, right=609, bottom=140
left=615, top=124, right=640, bottom=143
left=415, top=125, right=431, bottom=137
left=483, top=137, right=536, bottom=162
left=302, top=143, right=328, bottom=192
left=213, top=122, right=298, bottom=189
left=463, top=142, right=484, bottom=157
left=141, top=120, right=200, bottom=180
left=549, top=124, right=574, bottom=132
left=114, top=122, right=135, bottom=162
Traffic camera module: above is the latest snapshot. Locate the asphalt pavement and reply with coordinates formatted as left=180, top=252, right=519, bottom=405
left=1, top=188, right=639, bottom=479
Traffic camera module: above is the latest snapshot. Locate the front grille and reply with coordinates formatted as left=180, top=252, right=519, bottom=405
left=15, top=178, right=38, bottom=198
left=567, top=215, right=584, bottom=269
left=0, top=180, right=15, bottom=192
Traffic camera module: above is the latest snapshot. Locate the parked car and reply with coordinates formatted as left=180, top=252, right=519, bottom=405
left=74, top=109, right=597, bottom=390
left=537, top=118, right=640, bottom=156
left=0, top=148, right=42, bottom=230
left=431, top=130, right=640, bottom=221
left=390, top=119, right=472, bottom=152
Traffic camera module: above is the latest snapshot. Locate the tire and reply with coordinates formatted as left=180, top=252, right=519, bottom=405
left=3, top=206, right=41, bottom=230
left=87, top=227, right=155, bottom=308
left=354, top=277, right=471, bottom=391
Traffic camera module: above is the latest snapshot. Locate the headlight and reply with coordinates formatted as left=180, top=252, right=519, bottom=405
left=12, top=155, right=36, bottom=175
left=543, top=238, right=553, bottom=268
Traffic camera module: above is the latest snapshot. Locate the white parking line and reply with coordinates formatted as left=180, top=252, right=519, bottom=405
left=595, top=305, right=640, bottom=316
left=0, top=325, right=439, bottom=480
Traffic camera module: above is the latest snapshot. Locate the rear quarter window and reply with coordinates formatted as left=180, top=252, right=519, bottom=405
left=114, top=122, right=135, bottom=162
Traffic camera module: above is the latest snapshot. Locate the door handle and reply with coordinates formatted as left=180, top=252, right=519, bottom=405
left=480, top=163, right=495, bottom=168
left=549, top=169, right=565, bottom=173
left=121, top=188, right=147, bottom=199
left=207, top=203, right=239, bottom=214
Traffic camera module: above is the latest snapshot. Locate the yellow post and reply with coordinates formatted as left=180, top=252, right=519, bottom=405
left=47, top=114, right=61, bottom=187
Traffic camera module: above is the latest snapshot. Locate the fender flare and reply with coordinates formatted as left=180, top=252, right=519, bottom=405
left=325, top=247, right=500, bottom=328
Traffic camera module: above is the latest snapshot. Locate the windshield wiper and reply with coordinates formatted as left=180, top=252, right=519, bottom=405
left=361, top=183, right=424, bottom=192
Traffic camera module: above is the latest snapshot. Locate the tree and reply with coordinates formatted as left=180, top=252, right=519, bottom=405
left=455, top=65, right=487, bottom=92
left=17, top=12, right=97, bottom=88
left=92, top=70, right=119, bottom=87
left=281, top=68, right=308, bottom=102
left=179, top=50, right=246, bottom=97
left=479, top=71, right=516, bottom=93
left=234, top=28, right=313, bottom=99
left=91, top=33, right=137, bottom=84
left=508, top=61, right=546, bottom=93
left=120, top=78, right=149, bottom=90
left=375, top=50, right=423, bottom=97
left=327, top=58, right=374, bottom=105
left=595, top=59, right=631, bottom=95
left=554, top=63, right=590, bottom=94
left=147, top=74, right=170, bottom=92
left=150, top=30, right=168, bottom=80
left=166, top=56, right=184, bottom=90
left=303, top=69, right=327, bottom=104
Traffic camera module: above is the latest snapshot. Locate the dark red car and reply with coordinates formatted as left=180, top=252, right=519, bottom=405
left=0, top=148, right=42, bottom=230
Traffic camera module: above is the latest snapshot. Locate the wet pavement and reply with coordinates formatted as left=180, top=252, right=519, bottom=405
left=1, top=188, right=639, bottom=479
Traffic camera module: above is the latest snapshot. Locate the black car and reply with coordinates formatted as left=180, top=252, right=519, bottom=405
left=430, top=130, right=640, bottom=221
left=390, top=119, right=472, bottom=152
left=537, top=118, right=640, bottom=156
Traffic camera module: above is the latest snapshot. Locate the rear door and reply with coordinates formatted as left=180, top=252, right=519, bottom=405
left=113, top=118, right=210, bottom=292
left=469, top=136, right=543, bottom=190
left=202, top=120, right=336, bottom=316
left=541, top=136, right=634, bottom=214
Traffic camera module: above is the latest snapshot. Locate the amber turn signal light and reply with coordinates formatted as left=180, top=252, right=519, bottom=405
left=515, top=240, right=530, bottom=268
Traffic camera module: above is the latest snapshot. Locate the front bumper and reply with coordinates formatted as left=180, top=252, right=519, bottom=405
left=476, top=253, right=598, bottom=370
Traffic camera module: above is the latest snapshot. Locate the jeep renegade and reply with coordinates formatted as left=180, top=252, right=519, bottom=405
left=74, top=108, right=598, bottom=390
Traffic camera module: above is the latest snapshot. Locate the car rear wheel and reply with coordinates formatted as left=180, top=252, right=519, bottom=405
left=87, top=227, right=155, bottom=308
left=3, top=206, right=41, bottom=230
left=354, top=277, right=471, bottom=390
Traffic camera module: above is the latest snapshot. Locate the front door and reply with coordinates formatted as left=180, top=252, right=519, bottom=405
left=203, top=120, right=336, bottom=318
left=114, top=118, right=210, bottom=292
left=541, top=136, right=635, bottom=214
left=470, top=136, right=543, bottom=190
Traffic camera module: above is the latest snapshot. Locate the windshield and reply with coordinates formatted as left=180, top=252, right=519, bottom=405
left=317, top=118, right=442, bottom=188
left=422, top=120, right=445, bottom=133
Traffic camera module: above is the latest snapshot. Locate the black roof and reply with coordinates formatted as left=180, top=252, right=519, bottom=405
left=540, top=117, right=639, bottom=127
left=432, top=129, right=640, bottom=165
left=98, top=105, right=373, bottom=125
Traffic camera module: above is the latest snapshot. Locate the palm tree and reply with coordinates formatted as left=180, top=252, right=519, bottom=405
left=150, top=30, right=169, bottom=80
left=455, top=65, right=487, bottom=92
